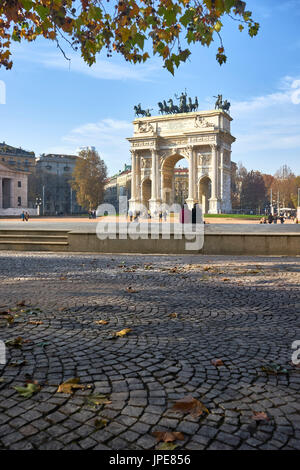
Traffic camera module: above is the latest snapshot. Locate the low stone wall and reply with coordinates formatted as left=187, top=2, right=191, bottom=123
left=0, top=226, right=299, bottom=255
left=0, top=208, right=37, bottom=216
left=68, top=231, right=300, bottom=255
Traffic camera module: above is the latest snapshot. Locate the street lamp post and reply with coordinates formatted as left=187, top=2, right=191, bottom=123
left=270, top=188, right=274, bottom=215
left=35, top=197, right=42, bottom=216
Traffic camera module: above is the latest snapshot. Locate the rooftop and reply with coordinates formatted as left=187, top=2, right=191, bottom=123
left=0, top=142, right=35, bottom=157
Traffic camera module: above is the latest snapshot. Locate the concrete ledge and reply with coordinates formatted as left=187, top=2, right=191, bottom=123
left=67, top=231, right=300, bottom=255
left=0, top=227, right=299, bottom=255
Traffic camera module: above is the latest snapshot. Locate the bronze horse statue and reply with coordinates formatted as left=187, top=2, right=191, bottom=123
left=134, top=103, right=152, bottom=117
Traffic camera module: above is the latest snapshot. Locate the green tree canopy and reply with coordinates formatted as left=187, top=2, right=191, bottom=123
left=71, top=148, right=107, bottom=211
left=0, top=0, right=259, bottom=73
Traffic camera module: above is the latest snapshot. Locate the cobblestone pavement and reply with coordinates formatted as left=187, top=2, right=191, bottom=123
left=0, top=252, right=300, bottom=450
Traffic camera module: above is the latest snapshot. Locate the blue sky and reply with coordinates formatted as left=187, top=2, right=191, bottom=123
left=0, top=0, right=300, bottom=176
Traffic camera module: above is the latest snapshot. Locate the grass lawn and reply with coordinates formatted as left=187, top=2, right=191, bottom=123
left=205, top=214, right=262, bottom=220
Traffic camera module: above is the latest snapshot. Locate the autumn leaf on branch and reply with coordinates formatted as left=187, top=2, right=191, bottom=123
left=0, top=1, right=259, bottom=72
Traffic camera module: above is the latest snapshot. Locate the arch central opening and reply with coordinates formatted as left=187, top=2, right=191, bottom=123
left=161, top=153, right=188, bottom=206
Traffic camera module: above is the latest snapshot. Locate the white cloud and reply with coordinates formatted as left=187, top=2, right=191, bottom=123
left=231, top=77, right=300, bottom=115
left=15, top=46, right=158, bottom=82
left=230, top=77, right=300, bottom=171
left=45, top=118, right=132, bottom=174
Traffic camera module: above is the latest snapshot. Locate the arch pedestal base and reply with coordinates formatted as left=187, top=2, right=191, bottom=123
left=208, top=198, right=221, bottom=214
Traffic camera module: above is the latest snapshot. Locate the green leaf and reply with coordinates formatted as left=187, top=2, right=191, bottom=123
left=133, top=33, right=146, bottom=50
left=164, top=59, right=174, bottom=75
left=88, top=6, right=103, bottom=21
left=224, top=0, right=236, bottom=12
left=12, top=31, right=21, bottom=43
left=35, top=5, right=50, bottom=21
left=186, top=30, right=195, bottom=44
left=180, top=9, right=195, bottom=28
left=20, top=0, right=33, bottom=11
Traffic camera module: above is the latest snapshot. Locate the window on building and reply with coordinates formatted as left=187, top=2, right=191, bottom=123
left=18, top=181, right=21, bottom=188
left=17, top=196, right=21, bottom=206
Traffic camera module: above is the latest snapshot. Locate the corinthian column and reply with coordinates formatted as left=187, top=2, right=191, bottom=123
left=135, top=152, right=141, bottom=202
left=151, top=149, right=157, bottom=200
left=149, top=148, right=160, bottom=213
left=220, top=146, right=224, bottom=201
left=186, top=145, right=195, bottom=209
left=130, top=150, right=136, bottom=199
left=129, top=150, right=138, bottom=212
left=209, top=144, right=220, bottom=214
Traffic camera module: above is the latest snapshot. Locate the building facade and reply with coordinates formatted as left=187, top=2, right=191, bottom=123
left=128, top=110, right=235, bottom=214
left=0, top=162, right=31, bottom=215
left=0, top=142, right=36, bottom=173
left=35, top=154, right=84, bottom=215
left=104, top=164, right=132, bottom=210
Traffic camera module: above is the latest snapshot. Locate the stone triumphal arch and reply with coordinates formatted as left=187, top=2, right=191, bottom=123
left=128, top=110, right=235, bottom=214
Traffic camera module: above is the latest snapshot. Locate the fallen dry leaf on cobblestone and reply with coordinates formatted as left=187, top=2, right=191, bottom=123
left=0, top=309, right=10, bottom=315
left=5, top=336, right=23, bottom=348
left=86, top=394, right=112, bottom=407
left=9, top=360, right=27, bottom=367
left=152, top=431, right=184, bottom=443
left=94, top=320, right=109, bottom=325
left=168, top=313, right=178, bottom=318
left=28, top=321, right=43, bottom=325
left=57, top=378, right=86, bottom=394
left=126, top=287, right=138, bottom=293
left=172, top=395, right=210, bottom=418
left=251, top=411, right=269, bottom=421
left=211, top=359, right=224, bottom=367
left=261, top=363, right=289, bottom=375
left=203, top=266, right=212, bottom=271
left=156, top=443, right=179, bottom=450
left=14, top=382, right=40, bottom=398
left=114, top=328, right=132, bottom=337
left=94, top=418, right=109, bottom=429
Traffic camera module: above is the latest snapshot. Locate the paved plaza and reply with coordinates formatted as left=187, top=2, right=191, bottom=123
left=0, top=252, right=300, bottom=450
